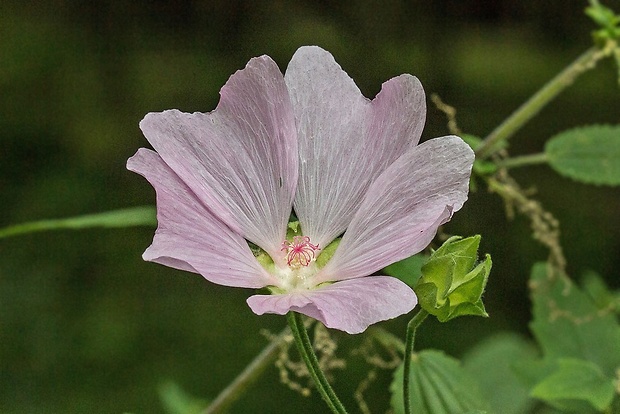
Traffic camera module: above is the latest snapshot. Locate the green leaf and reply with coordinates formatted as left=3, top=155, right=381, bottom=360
left=581, top=270, right=620, bottom=313
left=390, top=350, right=490, bottom=414
left=158, top=381, right=209, bottom=414
left=472, top=159, right=497, bottom=176
left=461, top=133, right=483, bottom=149
left=0, top=206, right=156, bottom=239
left=462, top=333, right=539, bottom=414
left=529, top=263, right=620, bottom=377
left=586, top=1, right=620, bottom=43
left=384, top=253, right=428, bottom=288
left=415, top=236, right=491, bottom=322
left=545, top=125, right=620, bottom=186
left=531, top=358, right=616, bottom=412
left=511, top=358, right=557, bottom=392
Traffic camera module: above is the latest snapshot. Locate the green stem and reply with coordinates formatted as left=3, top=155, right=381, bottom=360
left=0, top=206, right=157, bottom=239
left=476, top=43, right=613, bottom=159
left=496, top=152, right=549, bottom=170
left=403, top=309, right=429, bottom=414
left=286, top=312, right=348, bottom=414
left=204, top=327, right=291, bottom=414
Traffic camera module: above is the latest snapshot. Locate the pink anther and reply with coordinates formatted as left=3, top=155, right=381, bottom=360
left=281, top=236, right=320, bottom=267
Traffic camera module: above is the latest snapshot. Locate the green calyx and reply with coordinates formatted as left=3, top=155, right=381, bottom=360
left=316, top=237, right=341, bottom=268
left=248, top=242, right=276, bottom=270
left=414, top=235, right=492, bottom=322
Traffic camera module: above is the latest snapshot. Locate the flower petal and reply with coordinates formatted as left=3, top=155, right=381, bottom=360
left=246, top=276, right=416, bottom=334
left=127, top=148, right=275, bottom=288
left=285, top=46, right=426, bottom=248
left=139, top=55, right=297, bottom=259
left=317, top=135, right=474, bottom=283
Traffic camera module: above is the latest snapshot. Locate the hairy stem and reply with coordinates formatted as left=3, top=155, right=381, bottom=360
left=403, top=309, right=429, bottom=414
left=286, top=312, right=348, bottom=414
left=496, top=152, right=549, bottom=169
left=476, top=43, right=613, bottom=159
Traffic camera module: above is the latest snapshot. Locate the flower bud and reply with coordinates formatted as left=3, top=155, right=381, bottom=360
left=414, top=235, right=491, bottom=322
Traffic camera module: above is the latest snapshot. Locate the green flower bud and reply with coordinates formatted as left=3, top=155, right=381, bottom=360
left=414, top=235, right=491, bottom=322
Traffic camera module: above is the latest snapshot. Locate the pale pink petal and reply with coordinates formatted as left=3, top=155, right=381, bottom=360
left=285, top=46, right=425, bottom=248
left=127, top=148, right=275, bottom=288
left=139, top=55, right=297, bottom=259
left=316, top=136, right=474, bottom=283
left=365, top=74, right=426, bottom=169
left=246, top=276, right=416, bottom=334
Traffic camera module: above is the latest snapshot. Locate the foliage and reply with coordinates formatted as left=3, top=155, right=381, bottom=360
left=462, top=334, right=538, bottom=414
left=384, top=253, right=427, bottom=288
left=158, top=381, right=209, bottom=414
left=525, top=263, right=620, bottom=412
left=390, top=350, right=489, bottom=414
left=545, top=125, right=620, bottom=186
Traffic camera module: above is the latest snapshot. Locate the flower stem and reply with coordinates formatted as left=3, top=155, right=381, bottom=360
left=496, top=152, right=549, bottom=170
left=403, top=309, right=429, bottom=414
left=204, top=326, right=291, bottom=414
left=475, top=43, right=614, bottom=159
left=286, top=312, right=348, bottom=414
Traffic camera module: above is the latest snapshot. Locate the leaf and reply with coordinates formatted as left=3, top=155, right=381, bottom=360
left=462, top=333, right=539, bottom=414
left=390, top=350, right=490, bottom=414
left=580, top=270, right=620, bottom=313
left=461, top=133, right=483, bottom=149
left=158, top=381, right=209, bottom=414
left=531, top=358, right=616, bottom=412
left=585, top=1, right=620, bottom=43
left=511, top=358, right=557, bottom=396
left=384, top=253, right=428, bottom=288
left=545, top=125, right=620, bottom=186
left=0, top=206, right=157, bottom=239
left=529, top=262, right=620, bottom=377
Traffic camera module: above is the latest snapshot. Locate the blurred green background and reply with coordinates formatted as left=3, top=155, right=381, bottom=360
left=2, top=1, right=619, bottom=413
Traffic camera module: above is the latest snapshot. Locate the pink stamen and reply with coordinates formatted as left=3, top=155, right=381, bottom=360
left=281, top=236, right=320, bottom=267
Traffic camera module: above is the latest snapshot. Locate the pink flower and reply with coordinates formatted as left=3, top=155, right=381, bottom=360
left=127, top=46, right=474, bottom=334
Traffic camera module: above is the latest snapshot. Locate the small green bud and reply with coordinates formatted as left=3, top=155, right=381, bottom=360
left=585, top=1, right=620, bottom=44
left=414, top=235, right=491, bottom=322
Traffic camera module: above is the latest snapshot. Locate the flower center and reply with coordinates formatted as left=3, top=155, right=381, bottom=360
left=281, top=235, right=320, bottom=268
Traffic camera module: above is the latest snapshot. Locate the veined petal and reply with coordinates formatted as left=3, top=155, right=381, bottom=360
left=246, top=276, right=416, bottom=334
left=127, top=148, right=275, bottom=288
left=317, top=136, right=474, bottom=283
left=139, top=55, right=297, bottom=259
left=365, top=74, right=426, bottom=169
left=285, top=46, right=425, bottom=248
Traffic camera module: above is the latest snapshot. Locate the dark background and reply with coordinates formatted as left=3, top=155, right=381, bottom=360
left=2, top=1, right=619, bottom=413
